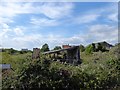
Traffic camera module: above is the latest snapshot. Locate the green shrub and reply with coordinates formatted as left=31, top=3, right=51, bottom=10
left=41, top=43, right=49, bottom=52
left=85, top=45, right=95, bottom=54
left=53, top=46, right=61, bottom=50
left=2, top=46, right=120, bottom=89
left=79, top=44, right=85, bottom=52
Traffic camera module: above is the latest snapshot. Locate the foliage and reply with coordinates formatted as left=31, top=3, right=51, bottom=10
left=95, top=43, right=107, bottom=52
left=2, top=48, right=18, bottom=54
left=2, top=43, right=120, bottom=89
left=79, top=44, right=85, bottom=52
left=53, top=46, right=61, bottom=50
left=41, top=43, right=50, bottom=52
left=85, top=44, right=95, bottom=54
left=2, top=57, right=120, bottom=89
left=19, top=50, right=32, bottom=54
left=2, top=52, right=32, bottom=70
left=85, top=43, right=109, bottom=54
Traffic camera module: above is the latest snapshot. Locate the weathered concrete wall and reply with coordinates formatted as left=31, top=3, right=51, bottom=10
left=66, top=46, right=80, bottom=64
left=32, top=48, right=40, bottom=59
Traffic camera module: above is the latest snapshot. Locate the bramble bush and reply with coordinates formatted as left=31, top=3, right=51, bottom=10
left=2, top=44, right=120, bottom=89
left=2, top=57, right=120, bottom=89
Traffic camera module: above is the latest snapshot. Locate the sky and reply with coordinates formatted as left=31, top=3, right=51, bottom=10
left=0, top=2, right=118, bottom=50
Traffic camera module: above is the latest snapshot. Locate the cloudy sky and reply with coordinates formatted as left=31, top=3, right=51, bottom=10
left=0, top=2, right=118, bottom=50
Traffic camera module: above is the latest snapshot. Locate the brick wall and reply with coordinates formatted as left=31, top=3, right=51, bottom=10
left=62, top=45, right=71, bottom=49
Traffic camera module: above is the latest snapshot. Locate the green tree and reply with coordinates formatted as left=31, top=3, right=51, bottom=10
left=4, top=48, right=17, bottom=54
left=41, top=43, right=49, bottom=52
left=53, top=46, right=61, bottom=50
left=85, top=44, right=94, bottom=54
left=79, top=45, right=85, bottom=52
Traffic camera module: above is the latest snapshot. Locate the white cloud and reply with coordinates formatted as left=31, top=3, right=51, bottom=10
left=14, top=28, right=24, bottom=36
left=58, top=24, right=118, bottom=46
left=40, top=2, right=74, bottom=19
left=0, top=23, right=11, bottom=37
left=0, top=2, right=74, bottom=31
left=74, top=14, right=100, bottom=24
left=1, top=24, right=117, bottom=50
left=73, top=3, right=118, bottom=25
left=1, top=34, right=41, bottom=50
left=11, top=34, right=61, bottom=49
left=0, top=2, right=43, bottom=17
left=0, top=2, right=74, bottom=49
left=30, top=17, right=59, bottom=26
left=13, top=34, right=42, bottom=42
left=87, top=24, right=118, bottom=43
left=108, top=13, right=118, bottom=22
left=0, top=2, right=118, bottom=49
left=2, top=23, right=9, bottom=29
left=0, top=24, right=26, bottom=49
left=29, top=3, right=74, bottom=26
left=0, top=17, right=14, bottom=24
left=0, top=2, right=73, bottom=19
left=100, top=3, right=118, bottom=22
left=0, top=23, right=25, bottom=38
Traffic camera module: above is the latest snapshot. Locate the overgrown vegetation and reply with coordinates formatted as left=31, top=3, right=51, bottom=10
left=40, top=43, right=50, bottom=52
left=1, top=42, right=120, bottom=89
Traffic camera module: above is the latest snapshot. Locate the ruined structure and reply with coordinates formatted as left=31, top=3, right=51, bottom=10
left=32, top=48, right=40, bottom=59
left=43, top=45, right=81, bottom=64
left=62, top=44, right=71, bottom=49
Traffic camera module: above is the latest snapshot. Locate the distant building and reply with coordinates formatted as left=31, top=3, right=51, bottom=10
left=94, top=41, right=113, bottom=50
left=21, top=49, right=28, bottom=52
left=62, top=44, right=72, bottom=49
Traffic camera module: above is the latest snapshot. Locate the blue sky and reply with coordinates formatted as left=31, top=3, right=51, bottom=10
left=0, top=2, right=118, bottom=50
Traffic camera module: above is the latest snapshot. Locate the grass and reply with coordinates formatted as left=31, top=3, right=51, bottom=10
left=2, top=52, right=32, bottom=70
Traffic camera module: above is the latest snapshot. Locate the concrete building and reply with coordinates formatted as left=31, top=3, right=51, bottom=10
left=43, top=45, right=81, bottom=65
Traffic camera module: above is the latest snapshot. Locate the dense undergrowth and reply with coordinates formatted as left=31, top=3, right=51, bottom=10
left=2, top=44, right=120, bottom=89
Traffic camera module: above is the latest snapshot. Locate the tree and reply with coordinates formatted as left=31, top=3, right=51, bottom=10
left=41, top=43, right=49, bottom=52
left=53, top=46, right=61, bottom=50
left=85, top=44, right=95, bottom=54
left=5, top=48, right=17, bottom=54
left=79, top=45, right=85, bottom=52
